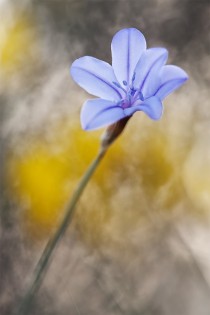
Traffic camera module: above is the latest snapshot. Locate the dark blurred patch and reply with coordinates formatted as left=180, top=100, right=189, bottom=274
left=34, top=0, right=119, bottom=60
left=31, top=0, right=210, bottom=65
left=159, top=0, right=210, bottom=54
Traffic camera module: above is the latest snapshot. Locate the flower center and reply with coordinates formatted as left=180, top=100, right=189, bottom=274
left=113, top=72, right=145, bottom=109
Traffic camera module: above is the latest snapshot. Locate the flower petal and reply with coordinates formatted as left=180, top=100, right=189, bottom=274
left=111, top=28, right=146, bottom=86
left=124, top=96, right=163, bottom=120
left=70, top=56, right=122, bottom=101
left=139, top=96, right=163, bottom=120
left=134, top=48, right=168, bottom=98
left=81, top=99, right=126, bottom=130
left=155, top=65, right=188, bottom=100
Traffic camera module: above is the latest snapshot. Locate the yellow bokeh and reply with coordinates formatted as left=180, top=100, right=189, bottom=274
left=0, top=12, right=35, bottom=75
left=8, top=111, right=208, bottom=247
left=7, top=116, right=186, bottom=246
left=7, top=120, right=125, bottom=239
left=183, top=141, right=210, bottom=214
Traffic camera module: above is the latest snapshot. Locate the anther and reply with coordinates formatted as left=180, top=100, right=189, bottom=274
left=130, top=88, right=136, bottom=96
left=139, top=91, right=144, bottom=101
left=132, top=72, right=136, bottom=83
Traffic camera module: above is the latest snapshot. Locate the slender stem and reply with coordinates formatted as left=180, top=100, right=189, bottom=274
left=16, top=147, right=107, bottom=315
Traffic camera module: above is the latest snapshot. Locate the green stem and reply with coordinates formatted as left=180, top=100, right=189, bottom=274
left=16, top=147, right=107, bottom=315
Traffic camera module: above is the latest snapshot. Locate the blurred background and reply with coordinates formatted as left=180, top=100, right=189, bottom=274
left=1, top=0, right=210, bottom=314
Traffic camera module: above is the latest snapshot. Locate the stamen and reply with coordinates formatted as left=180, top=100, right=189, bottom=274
left=112, top=81, right=127, bottom=93
left=139, top=91, right=144, bottom=101
left=132, top=72, right=136, bottom=83
left=130, top=87, right=136, bottom=96
left=123, top=80, right=127, bottom=86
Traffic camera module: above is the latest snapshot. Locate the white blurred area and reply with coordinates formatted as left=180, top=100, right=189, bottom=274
left=1, top=1, right=210, bottom=315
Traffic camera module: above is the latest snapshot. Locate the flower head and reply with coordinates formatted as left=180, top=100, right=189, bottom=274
left=70, top=28, right=188, bottom=131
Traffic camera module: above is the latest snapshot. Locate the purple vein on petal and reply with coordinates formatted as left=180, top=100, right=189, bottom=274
left=154, top=78, right=185, bottom=95
left=139, top=52, right=167, bottom=92
left=75, top=67, right=122, bottom=99
left=127, top=29, right=130, bottom=85
left=85, top=105, right=124, bottom=130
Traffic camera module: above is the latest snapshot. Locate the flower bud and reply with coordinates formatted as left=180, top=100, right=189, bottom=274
left=100, top=116, right=131, bottom=150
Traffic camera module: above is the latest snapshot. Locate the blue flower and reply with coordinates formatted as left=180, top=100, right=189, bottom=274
left=70, top=28, right=188, bottom=131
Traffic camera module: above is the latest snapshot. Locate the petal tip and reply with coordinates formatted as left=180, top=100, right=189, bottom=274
left=183, top=72, right=189, bottom=81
